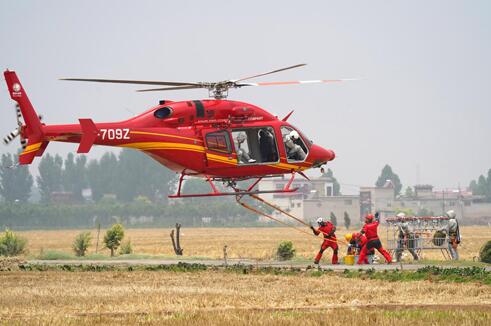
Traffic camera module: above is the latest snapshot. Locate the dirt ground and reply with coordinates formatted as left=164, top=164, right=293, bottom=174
left=0, top=270, right=490, bottom=325
left=18, top=226, right=490, bottom=261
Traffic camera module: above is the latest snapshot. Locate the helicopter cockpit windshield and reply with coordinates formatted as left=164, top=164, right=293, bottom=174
left=281, top=126, right=309, bottom=162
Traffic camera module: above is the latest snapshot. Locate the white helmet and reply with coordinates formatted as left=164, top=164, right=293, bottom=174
left=446, top=210, right=456, bottom=219
left=236, top=132, right=247, bottom=143
left=396, top=212, right=406, bottom=218
left=289, top=130, right=300, bottom=140
left=316, top=217, right=324, bottom=225
left=400, top=222, right=410, bottom=233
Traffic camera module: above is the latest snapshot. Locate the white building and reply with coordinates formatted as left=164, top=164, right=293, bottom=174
left=258, top=175, right=360, bottom=225
left=258, top=177, right=491, bottom=224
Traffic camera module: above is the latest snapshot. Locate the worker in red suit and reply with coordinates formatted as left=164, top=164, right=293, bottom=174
left=357, top=212, right=392, bottom=264
left=347, top=232, right=374, bottom=264
left=311, top=217, right=338, bottom=265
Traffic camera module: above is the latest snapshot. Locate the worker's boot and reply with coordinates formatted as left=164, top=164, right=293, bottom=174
left=378, top=248, right=392, bottom=264
left=332, top=254, right=339, bottom=265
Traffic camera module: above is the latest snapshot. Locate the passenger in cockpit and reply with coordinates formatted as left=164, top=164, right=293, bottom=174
left=236, top=132, right=256, bottom=163
left=259, top=128, right=277, bottom=162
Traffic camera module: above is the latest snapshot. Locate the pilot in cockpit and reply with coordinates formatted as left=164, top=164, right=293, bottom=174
left=284, top=130, right=306, bottom=161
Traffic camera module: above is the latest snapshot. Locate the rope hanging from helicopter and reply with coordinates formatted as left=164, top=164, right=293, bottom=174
left=235, top=192, right=346, bottom=245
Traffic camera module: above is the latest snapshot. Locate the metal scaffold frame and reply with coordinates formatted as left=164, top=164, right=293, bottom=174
left=385, top=216, right=452, bottom=260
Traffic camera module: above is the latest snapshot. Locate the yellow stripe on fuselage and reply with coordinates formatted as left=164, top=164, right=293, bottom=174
left=268, top=162, right=310, bottom=171
left=120, top=141, right=206, bottom=153
left=206, top=153, right=237, bottom=166
left=130, top=131, right=202, bottom=143
left=119, top=141, right=309, bottom=171
left=20, top=142, right=42, bottom=155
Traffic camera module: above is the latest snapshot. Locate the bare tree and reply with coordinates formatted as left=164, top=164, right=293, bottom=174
left=170, top=223, right=183, bottom=255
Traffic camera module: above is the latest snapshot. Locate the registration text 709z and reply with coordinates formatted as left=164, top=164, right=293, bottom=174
left=100, top=128, right=130, bottom=140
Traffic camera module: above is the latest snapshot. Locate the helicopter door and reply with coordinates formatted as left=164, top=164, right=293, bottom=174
left=202, top=129, right=236, bottom=169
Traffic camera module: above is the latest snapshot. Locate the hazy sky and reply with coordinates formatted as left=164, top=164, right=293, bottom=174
left=1, top=1, right=490, bottom=194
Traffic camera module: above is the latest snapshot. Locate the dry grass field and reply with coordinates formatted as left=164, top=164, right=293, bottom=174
left=17, top=226, right=491, bottom=261
left=2, top=226, right=490, bottom=324
left=0, top=269, right=490, bottom=325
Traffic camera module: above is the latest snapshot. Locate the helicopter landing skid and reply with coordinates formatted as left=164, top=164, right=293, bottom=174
left=169, top=173, right=299, bottom=198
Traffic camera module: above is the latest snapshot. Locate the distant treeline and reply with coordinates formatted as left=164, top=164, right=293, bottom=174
left=0, top=149, right=176, bottom=203
left=0, top=149, right=273, bottom=229
left=469, top=169, right=491, bottom=202
left=0, top=200, right=265, bottom=230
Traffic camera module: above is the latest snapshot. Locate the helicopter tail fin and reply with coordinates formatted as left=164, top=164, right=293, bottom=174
left=4, top=70, right=47, bottom=164
left=77, top=118, right=98, bottom=153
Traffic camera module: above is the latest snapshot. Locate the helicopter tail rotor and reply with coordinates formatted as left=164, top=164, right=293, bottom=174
left=4, top=70, right=48, bottom=164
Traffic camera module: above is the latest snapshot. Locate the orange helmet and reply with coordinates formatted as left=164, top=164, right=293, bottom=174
left=365, top=214, right=374, bottom=223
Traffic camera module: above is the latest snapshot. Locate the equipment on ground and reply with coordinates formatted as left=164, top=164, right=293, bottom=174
left=386, top=215, right=453, bottom=260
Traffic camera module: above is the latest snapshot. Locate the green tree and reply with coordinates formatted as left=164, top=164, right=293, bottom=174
left=103, top=223, right=125, bottom=257
left=343, top=211, right=350, bottom=229
left=330, top=212, right=337, bottom=226
left=276, top=241, right=295, bottom=261
left=72, top=232, right=91, bottom=257
left=485, top=169, right=491, bottom=200
left=87, top=152, right=118, bottom=201
left=37, top=153, right=63, bottom=203
left=404, top=186, right=414, bottom=198
left=321, top=168, right=341, bottom=195
left=119, top=240, right=133, bottom=255
left=0, top=153, right=33, bottom=202
left=469, top=169, right=491, bottom=201
left=115, top=149, right=176, bottom=202
left=375, top=164, right=402, bottom=195
left=0, top=229, right=27, bottom=256
left=478, top=175, right=487, bottom=195
left=480, top=240, right=491, bottom=264
left=469, top=180, right=478, bottom=194
left=62, top=153, right=87, bottom=201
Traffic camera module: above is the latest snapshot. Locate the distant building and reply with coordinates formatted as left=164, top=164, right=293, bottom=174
left=50, top=191, right=76, bottom=204
left=359, top=183, right=490, bottom=223
left=258, top=175, right=360, bottom=224
left=258, top=176, right=491, bottom=224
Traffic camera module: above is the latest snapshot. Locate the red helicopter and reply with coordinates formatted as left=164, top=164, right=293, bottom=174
left=3, top=64, right=348, bottom=198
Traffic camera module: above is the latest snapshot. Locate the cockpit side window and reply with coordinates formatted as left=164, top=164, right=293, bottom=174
left=205, top=131, right=232, bottom=154
left=281, top=126, right=309, bottom=162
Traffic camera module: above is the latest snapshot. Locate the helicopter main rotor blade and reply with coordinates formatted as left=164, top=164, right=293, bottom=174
left=136, top=85, right=206, bottom=92
left=236, top=78, right=360, bottom=87
left=233, top=64, right=307, bottom=83
left=60, top=77, right=201, bottom=87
